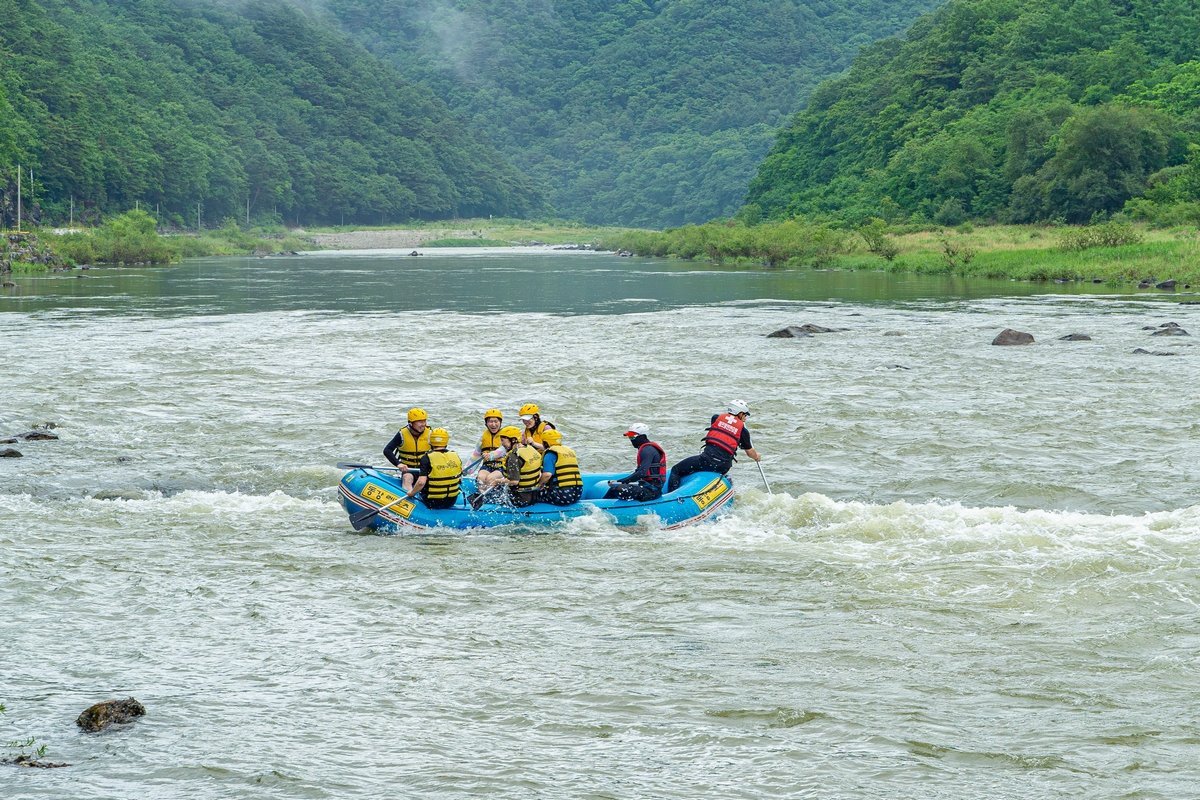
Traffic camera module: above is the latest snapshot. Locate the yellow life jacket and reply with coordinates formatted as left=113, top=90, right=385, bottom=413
left=393, top=425, right=431, bottom=468
left=480, top=428, right=505, bottom=467
left=515, top=445, right=543, bottom=492
left=546, top=445, right=582, bottom=488
left=423, top=450, right=462, bottom=501
left=525, top=420, right=551, bottom=447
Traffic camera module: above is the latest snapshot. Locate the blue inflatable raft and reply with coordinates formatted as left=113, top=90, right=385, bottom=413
left=337, top=467, right=734, bottom=532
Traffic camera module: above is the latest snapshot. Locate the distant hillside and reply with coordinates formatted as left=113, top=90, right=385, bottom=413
left=0, top=0, right=541, bottom=228
left=325, top=0, right=944, bottom=228
left=746, top=0, right=1200, bottom=225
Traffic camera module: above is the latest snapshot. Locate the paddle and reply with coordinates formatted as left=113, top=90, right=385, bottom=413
left=467, top=482, right=505, bottom=510
left=337, top=461, right=404, bottom=471
left=350, top=494, right=413, bottom=530
left=755, top=460, right=773, bottom=495
left=339, top=456, right=482, bottom=473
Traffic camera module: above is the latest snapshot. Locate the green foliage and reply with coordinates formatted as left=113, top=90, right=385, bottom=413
left=1058, top=222, right=1144, bottom=251
left=599, top=219, right=851, bottom=267
left=1, top=701, right=49, bottom=761
left=324, top=0, right=944, bottom=227
left=747, top=0, right=1200, bottom=226
left=937, top=235, right=976, bottom=269
left=859, top=218, right=901, bottom=261
left=0, top=0, right=541, bottom=229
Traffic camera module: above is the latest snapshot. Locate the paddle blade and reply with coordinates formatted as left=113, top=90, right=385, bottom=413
left=337, top=462, right=372, bottom=470
left=349, top=506, right=380, bottom=530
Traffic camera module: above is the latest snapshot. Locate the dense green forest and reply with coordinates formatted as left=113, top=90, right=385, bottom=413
left=0, top=0, right=541, bottom=228
left=746, top=0, right=1200, bottom=226
left=324, top=0, right=943, bottom=228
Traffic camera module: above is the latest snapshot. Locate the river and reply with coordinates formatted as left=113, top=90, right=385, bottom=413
left=2, top=248, right=1198, bottom=798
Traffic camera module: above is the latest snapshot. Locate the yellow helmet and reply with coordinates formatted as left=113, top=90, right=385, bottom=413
left=407, top=407, right=428, bottom=423
left=498, top=425, right=522, bottom=440
left=483, top=408, right=503, bottom=421
left=519, top=403, right=540, bottom=417
left=541, top=428, right=563, bottom=446
left=429, top=427, right=450, bottom=448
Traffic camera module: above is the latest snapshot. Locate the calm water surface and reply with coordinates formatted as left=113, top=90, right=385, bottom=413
left=3, top=249, right=1198, bottom=798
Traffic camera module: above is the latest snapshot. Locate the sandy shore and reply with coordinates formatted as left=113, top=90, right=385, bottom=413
left=301, top=228, right=479, bottom=250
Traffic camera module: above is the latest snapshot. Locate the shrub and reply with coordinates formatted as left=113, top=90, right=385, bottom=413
left=1059, top=222, right=1144, bottom=251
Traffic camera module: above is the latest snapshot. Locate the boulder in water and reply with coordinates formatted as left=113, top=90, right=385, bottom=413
left=0, top=447, right=21, bottom=458
left=76, top=697, right=146, bottom=732
left=1058, top=333, right=1092, bottom=341
left=992, top=328, right=1034, bottom=346
left=767, top=323, right=839, bottom=338
left=1156, top=280, right=1177, bottom=290
left=767, top=326, right=812, bottom=338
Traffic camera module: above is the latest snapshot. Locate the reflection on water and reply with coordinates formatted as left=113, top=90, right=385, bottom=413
left=2, top=247, right=1181, bottom=316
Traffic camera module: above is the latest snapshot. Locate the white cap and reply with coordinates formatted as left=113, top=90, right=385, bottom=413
left=623, top=423, right=650, bottom=437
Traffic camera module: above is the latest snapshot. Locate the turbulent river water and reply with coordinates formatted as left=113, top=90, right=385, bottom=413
left=3, top=248, right=1199, bottom=798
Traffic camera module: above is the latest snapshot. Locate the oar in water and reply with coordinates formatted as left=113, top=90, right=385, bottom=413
left=349, top=495, right=412, bottom=530
left=755, top=460, right=773, bottom=495
left=467, top=482, right=505, bottom=510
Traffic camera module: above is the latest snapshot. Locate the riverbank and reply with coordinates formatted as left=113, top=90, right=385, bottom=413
left=598, top=221, right=1200, bottom=287
left=1, top=218, right=630, bottom=271
left=298, top=219, right=627, bottom=250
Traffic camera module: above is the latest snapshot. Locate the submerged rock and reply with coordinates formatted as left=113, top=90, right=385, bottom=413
left=1156, top=280, right=1177, bottom=290
left=76, top=697, right=146, bottom=732
left=17, top=429, right=59, bottom=441
left=992, top=328, right=1035, bottom=346
left=0, top=448, right=21, bottom=458
left=1058, top=333, right=1092, bottom=341
left=1133, top=348, right=1179, bottom=356
left=1150, top=323, right=1189, bottom=336
left=3, top=754, right=70, bottom=769
left=767, top=323, right=840, bottom=338
left=767, top=326, right=812, bottom=338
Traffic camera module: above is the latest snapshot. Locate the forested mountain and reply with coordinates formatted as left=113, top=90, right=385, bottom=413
left=746, top=0, right=1200, bottom=225
left=324, top=0, right=944, bottom=228
left=0, top=0, right=541, bottom=228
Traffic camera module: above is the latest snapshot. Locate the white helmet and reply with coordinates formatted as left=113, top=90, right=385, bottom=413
left=623, top=423, right=650, bottom=437
left=727, top=399, right=750, bottom=416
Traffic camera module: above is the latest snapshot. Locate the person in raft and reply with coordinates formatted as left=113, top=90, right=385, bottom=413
left=535, top=428, right=583, bottom=506
left=518, top=403, right=556, bottom=453
left=404, top=427, right=462, bottom=509
left=665, top=400, right=761, bottom=493
left=471, top=425, right=541, bottom=509
left=603, top=423, right=667, bottom=501
left=384, top=407, right=432, bottom=492
left=472, top=408, right=507, bottom=489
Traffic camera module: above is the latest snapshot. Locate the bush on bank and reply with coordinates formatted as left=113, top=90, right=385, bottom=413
left=600, top=219, right=1200, bottom=285
left=41, top=212, right=312, bottom=267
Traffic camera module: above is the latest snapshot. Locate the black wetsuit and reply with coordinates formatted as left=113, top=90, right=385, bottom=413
left=604, top=435, right=666, bottom=501
left=666, top=415, right=751, bottom=492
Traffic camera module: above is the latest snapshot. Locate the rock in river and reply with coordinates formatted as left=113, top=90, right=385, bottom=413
left=992, top=328, right=1035, bottom=346
left=76, top=698, right=146, bottom=732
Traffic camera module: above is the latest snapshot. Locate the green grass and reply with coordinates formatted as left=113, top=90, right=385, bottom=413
left=603, top=221, right=1200, bottom=286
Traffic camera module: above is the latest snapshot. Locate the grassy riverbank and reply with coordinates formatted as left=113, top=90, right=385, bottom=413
left=598, top=221, right=1200, bottom=286
left=3, top=216, right=628, bottom=271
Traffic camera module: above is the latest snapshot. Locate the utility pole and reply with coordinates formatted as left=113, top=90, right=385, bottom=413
left=16, top=164, right=22, bottom=232
left=197, top=201, right=202, bottom=232
left=246, top=194, right=250, bottom=227
left=70, top=196, right=75, bottom=227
